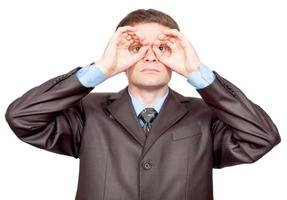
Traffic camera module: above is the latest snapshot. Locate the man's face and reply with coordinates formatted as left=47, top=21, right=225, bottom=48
left=125, top=23, right=172, bottom=90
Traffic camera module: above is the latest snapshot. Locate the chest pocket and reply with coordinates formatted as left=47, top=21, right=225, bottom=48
left=172, top=123, right=202, bottom=141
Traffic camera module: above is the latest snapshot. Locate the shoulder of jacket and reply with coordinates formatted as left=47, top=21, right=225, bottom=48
left=82, top=92, right=116, bottom=104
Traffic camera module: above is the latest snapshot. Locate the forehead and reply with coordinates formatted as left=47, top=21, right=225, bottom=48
left=133, top=23, right=171, bottom=42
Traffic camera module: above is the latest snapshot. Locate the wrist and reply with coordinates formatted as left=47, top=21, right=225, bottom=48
left=184, top=61, right=201, bottom=78
left=95, top=60, right=111, bottom=79
left=186, top=62, right=216, bottom=89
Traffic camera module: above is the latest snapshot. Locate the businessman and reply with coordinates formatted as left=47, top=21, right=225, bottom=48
left=5, top=9, right=281, bottom=200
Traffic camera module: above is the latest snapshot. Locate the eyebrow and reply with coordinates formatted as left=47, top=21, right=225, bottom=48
left=130, top=42, right=142, bottom=46
left=131, top=41, right=155, bottom=46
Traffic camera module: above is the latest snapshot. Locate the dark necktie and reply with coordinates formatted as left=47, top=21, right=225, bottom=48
left=138, top=108, right=158, bottom=136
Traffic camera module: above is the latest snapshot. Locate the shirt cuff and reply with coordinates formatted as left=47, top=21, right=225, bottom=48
left=187, top=63, right=216, bottom=89
left=76, top=62, right=105, bottom=88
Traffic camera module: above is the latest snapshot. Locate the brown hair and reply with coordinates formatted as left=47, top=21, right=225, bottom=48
left=116, top=9, right=180, bottom=31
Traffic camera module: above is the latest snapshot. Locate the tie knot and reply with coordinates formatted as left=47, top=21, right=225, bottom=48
left=138, top=108, right=158, bottom=124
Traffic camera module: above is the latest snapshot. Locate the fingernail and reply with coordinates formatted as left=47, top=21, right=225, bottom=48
left=158, top=34, right=165, bottom=39
left=154, top=40, right=160, bottom=45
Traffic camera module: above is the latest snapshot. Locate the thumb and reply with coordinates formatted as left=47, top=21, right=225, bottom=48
left=152, top=45, right=168, bottom=64
left=133, top=46, right=149, bottom=61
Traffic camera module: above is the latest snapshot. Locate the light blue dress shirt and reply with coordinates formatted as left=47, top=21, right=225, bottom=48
left=75, top=62, right=106, bottom=87
left=128, top=88, right=169, bottom=127
left=76, top=62, right=215, bottom=89
left=75, top=62, right=215, bottom=127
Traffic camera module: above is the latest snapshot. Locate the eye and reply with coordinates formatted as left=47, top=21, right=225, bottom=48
left=159, top=44, right=168, bottom=52
left=129, top=45, right=142, bottom=53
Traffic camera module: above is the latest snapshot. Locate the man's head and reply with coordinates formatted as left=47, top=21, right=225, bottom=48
left=116, top=9, right=180, bottom=90
left=116, top=9, right=180, bottom=31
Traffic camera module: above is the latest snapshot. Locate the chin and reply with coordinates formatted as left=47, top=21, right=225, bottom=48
left=136, top=81, right=168, bottom=89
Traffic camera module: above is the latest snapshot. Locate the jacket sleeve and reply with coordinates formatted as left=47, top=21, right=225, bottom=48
left=197, top=71, right=281, bottom=168
left=5, top=67, right=94, bottom=158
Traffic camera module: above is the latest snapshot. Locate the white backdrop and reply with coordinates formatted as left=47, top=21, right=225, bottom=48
left=0, top=0, right=286, bottom=199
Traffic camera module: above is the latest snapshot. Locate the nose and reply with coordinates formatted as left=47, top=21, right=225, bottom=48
left=143, top=47, right=158, bottom=63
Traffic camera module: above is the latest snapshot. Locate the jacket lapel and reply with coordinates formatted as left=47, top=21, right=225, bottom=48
left=106, top=86, right=190, bottom=154
left=107, top=86, right=147, bottom=147
left=142, top=88, right=189, bottom=157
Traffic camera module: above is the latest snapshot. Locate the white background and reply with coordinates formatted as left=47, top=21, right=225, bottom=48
left=0, top=0, right=286, bottom=199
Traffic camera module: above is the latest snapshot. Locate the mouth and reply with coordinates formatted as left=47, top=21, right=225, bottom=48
left=140, top=68, right=160, bottom=73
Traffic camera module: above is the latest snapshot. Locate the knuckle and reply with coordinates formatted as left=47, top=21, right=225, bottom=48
left=117, top=27, right=126, bottom=32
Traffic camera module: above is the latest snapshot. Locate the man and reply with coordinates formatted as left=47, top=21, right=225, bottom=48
left=5, top=9, right=280, bottom=200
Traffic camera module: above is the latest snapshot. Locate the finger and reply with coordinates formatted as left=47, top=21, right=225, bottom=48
left=157, top=33, right=169, bottom=41
left=133, top=46, right=149, bottom=60
left=156, top=35, right=175, bottom=50
left=138, top=46, right=149, bottom=56
left=152, top=44, right=163, bottom=58
left=163, top=31, right=189, bottom=49
left=140, top=38, right=149, bottom=46
left=153, top=39, right=162, bottom=47
left=153, top=45, right=169, bottom=65
left=113, top=26, right=137, bottom=41
left=121, top=31, right=135, bottom=39
left=125, top=31, right=140, bottom=39
left=125, top=31, right=142, bottom=39
left=166, top=41, right=177, bottom=51
left=169, top=37, right=176, bottom=44
left=120, top=33, right=131, bottom=42
left=126, top=35, right=132, bottom=41
left=119, top=36, right=133, bottom=48
left=134, top=31, right=144, bottom=39
left=126, top=40, right=133, bottom=47
left=130, top=34, right=149, bottom=46
left=153, top=40, right=160, bottom=47
left=162, top=29, right=184, bottom=40
left=134, top=32, right=149, bottom=45
left=130, top=35, right=143, bottom=43
left=129, top=39, right=148, bottom=48
left=117, top=26, right=137, bottom=34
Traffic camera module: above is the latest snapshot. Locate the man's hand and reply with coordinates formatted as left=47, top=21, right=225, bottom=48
left=152, top=29, right=201, bottom=78
left=96, top=26, right=149, bottom=79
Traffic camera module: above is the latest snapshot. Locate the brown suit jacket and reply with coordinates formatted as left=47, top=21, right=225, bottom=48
left=5, top=67, right=280, bottom=200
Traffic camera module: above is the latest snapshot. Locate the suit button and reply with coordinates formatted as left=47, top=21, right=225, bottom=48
left=142, top=162, right=152, bottom=170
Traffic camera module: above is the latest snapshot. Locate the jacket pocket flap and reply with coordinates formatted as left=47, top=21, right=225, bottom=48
left=172, top=123, right=202, bottom=141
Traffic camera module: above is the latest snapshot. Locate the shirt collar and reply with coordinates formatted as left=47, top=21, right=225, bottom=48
left=128, top=88, right=169, bottom=116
